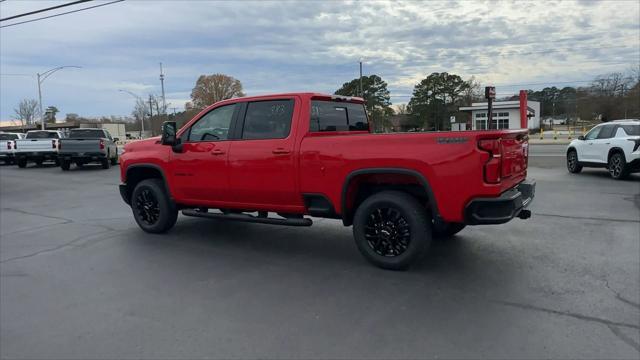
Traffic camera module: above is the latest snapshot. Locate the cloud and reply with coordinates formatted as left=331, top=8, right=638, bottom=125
left=0, top=0, right=638, bottom=118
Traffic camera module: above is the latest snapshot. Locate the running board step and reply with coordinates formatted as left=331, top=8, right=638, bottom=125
left=181, top=210, right=313, bottom=227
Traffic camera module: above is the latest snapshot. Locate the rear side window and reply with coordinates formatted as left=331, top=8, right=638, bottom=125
left=69, top=129, right=105, bottom=138
left=0, top=134, right=18, bottom=140
left=26, top=131, right=59, bottom=139
left=620, top=125, right=640, bottom=136
left=310, top=101, right=369, bottom=132
left=242, top=100, right=294, bottom=140
left=597, top=124, right=615, bottom=139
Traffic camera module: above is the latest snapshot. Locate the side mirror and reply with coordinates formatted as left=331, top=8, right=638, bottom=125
left=578, top=135, right=585, bottom=141
left=113, top=137, right=119, bottom=142
left=161, top=121, right=177, bottom=145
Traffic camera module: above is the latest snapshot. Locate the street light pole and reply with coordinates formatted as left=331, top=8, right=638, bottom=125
left=37, top=65, right=81, bottom=130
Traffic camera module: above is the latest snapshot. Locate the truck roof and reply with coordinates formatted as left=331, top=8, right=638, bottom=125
left=212, top=92, right=365, bottom=107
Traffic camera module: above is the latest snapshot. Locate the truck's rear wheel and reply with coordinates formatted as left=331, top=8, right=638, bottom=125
left=131, top=179, right=178, bottom=233
left=353, top=191, right=431, bottom=270
left=101, top=156, right=111, bottom=169
left=17, top=159, right=27, bottom=168
left=60, top=160, right=71, bottom=171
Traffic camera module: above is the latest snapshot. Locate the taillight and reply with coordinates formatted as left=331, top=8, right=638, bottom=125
left=99, top=139, right=105, bottom=150
left=52, top=140, right=56, bottom=149
left=478, top=138, right=502, bottom=183
left=58, top=140, right=61, bottom=150
left=7, top=141, right=12, bottom=150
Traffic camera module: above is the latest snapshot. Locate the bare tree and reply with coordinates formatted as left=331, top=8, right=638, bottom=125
left=461, top=76, right=483, bottom=106
left=190, top=73, right=245, bottom=109
left=131, top=98, right=148, bottom=134
left=13, top=99, right=40, bottom=129
left=394, top=104, right=408, bottom=115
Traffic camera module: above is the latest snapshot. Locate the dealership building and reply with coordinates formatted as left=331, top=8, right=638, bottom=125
left=459, top=100, right=540, bottom=130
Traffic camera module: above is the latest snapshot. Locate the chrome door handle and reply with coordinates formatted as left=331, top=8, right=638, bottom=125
left=211, top=149, right=225, bottom=155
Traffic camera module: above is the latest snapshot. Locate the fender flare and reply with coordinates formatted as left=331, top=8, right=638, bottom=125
left=124, top=163, right=173, bottom=202
left=340, top=168, right=440, bottom=225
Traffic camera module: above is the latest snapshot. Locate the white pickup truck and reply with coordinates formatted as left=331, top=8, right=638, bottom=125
left=0, top=133, right=26, bottom=164
left=14, top=130, right=63, bottom=168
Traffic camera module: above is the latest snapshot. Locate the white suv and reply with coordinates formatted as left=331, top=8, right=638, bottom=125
left=566, top=120, right=640, bottom=179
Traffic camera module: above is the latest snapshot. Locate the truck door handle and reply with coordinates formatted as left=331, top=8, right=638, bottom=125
left=272, top=148, right=290, bottom=155
left=211, top=149, right=226, bottom=155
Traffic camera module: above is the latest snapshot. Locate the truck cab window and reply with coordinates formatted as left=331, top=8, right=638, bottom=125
left=310, top=101, right=369, bottom=132
left=188, top=104, right=237, bottom=142
left=242, top=100, right=294, bottom=140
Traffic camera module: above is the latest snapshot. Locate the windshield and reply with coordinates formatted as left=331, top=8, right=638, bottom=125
left=26, top=131, right=59, bottom=139
left=0, top=134, right=19, bottom=140
left=69, top=129, right=105, bottom=138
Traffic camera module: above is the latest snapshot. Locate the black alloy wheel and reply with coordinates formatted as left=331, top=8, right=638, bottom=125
left=135, top=188, right=160, bottom=226
left=131, top=179, right=178, bottom=233
left=353, top=191, right=431, bottom=270
left=365, top=207, right=411, bottom=257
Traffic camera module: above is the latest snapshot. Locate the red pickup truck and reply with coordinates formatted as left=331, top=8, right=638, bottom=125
left=119, top=93, right=535, bottom=269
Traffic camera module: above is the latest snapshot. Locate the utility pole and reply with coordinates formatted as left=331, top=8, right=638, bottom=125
left=159, top=62, right=166, bottom=115
left=37, top=73, right=43, bottom=129
left=148, top=95, right=153, bottom=137
left=359, top=59, right=363, bottom=98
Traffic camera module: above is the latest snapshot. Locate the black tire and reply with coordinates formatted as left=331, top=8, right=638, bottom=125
left=17, top=158, right=27, bottom=168
left=433, top=220, right=466, bottom=239
left=35, top=159, right=43, bottom=166
left=567, top=150, right=582, bottom=173
left=608, top=152, right=630, bottom=180
left=60, top=160, right=71, bottom=171
left=75, top=161, right=84, bottom=168
left=131, top=178, right=178, bottom=233
left=353, top=190, right=431, bottom=270
left=101, top=154, right=111, bottom=169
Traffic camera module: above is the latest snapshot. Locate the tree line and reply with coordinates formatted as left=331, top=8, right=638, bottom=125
left=10, top=68, right=638, bottom=134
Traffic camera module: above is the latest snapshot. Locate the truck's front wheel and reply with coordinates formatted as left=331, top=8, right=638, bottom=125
left=17, top=159, right=27, bottom=168
left=353, top=191, right=431, bottom=270
left=131, top=179, right=178, bottom=233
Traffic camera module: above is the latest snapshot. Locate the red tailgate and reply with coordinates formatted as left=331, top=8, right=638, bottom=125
left=499, top=130, right=529, bottom=191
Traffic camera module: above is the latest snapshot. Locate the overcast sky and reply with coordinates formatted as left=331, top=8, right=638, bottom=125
left=1, top=0, right=638, bottom=120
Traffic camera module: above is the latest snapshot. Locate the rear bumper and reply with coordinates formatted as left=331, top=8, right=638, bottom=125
left=59, top=152, right=107, bottom=161
left=464, top=179, right=536, bottom=225
left=16, top=152, right=58, bottom=160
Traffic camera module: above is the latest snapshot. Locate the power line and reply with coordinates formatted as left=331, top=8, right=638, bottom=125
left=0, top=0, right=124, bottom=28
left=0, top=0, right=92, bottom=22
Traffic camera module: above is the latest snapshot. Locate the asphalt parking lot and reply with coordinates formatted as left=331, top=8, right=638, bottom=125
left=1, top=147, right=639, bottom=359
